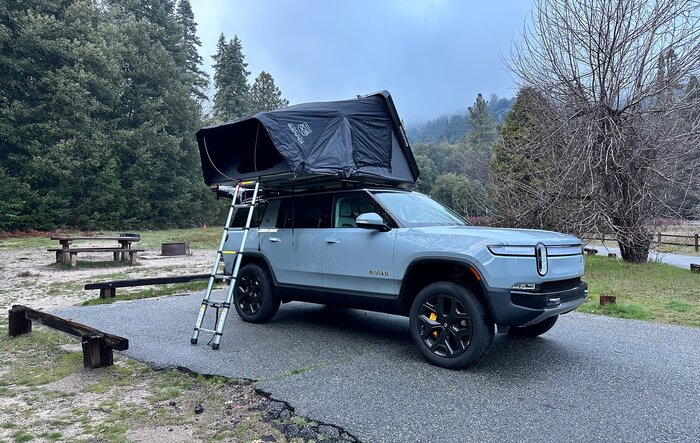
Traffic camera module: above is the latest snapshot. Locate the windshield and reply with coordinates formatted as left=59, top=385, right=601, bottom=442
left=372, top=192, right=470, bottom=227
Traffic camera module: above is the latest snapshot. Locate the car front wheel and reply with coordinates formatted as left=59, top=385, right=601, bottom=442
left=234, top=264, right=280, bottom=323
left=409, top=282, right=494, bottom=370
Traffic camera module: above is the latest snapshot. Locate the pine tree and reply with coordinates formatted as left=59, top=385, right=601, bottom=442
left=249, top=71, right=289, bottom=113
left=176, top=0, right=209, bottom=101
left=212, top=34, right=251, bottom=121
left=460, top=93, right=497, bottom=182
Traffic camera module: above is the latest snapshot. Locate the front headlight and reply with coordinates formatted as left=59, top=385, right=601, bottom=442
left=487, top=244, right=535, bottom=256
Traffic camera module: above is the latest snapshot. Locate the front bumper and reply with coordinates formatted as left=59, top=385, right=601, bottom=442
left=486, top=281, right=588, bottom=327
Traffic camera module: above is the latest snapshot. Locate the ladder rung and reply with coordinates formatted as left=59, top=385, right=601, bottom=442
left=220, top=250, right=238, bottom=255
left=225, top=227, right=246, bottom=231
left=234, top=204, right=252, bottom=209
left=203, top=300, right=231, bottom=308
left=212, top=274, right=231, bottom=280
left=196, top=328, right=217, bottom=334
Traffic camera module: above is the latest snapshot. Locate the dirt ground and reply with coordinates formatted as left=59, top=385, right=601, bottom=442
left=0, top=245, right=213, bottom=312
left=0, top=241, right=355, bottom=443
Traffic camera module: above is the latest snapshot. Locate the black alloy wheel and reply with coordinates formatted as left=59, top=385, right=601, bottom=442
left=234, top=264, right=280, bottom=323
left=409, top=282, right=493, bottom=369
left=237, top=273, right=262, bottom=315
left=416, top=294, right=473, bottom=358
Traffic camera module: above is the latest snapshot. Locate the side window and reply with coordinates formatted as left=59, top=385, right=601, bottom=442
left=333, top=193, right=382, bottom=228
left=276, top=194, right=332, bottom=228
left=231, top=202, right=268, bottom=228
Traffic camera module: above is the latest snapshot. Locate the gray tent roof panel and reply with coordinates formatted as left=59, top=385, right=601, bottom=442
left=196, top=91, right=419, bottom=188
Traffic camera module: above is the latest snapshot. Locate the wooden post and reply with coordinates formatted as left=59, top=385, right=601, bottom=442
left=695, top=234, right=698, bottom=252
left=8, top=307, right=31, bottom=337
left=81, top=334, right=113, bottom=368
left=99, top=288, right=116, bottom=298
left=599, top=295, right=617, bottom=305
left=113, top=251, right=120, bottom=261
left=70, top=252, right=77, bottom=267
left=691, top=264, right=700, bottom=273
left=657, top=232, right=662, bottom=245
left=129, top=251, right=138, bottom=265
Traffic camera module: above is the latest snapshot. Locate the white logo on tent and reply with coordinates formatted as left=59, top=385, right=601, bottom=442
left=288, top=122, right=312, bottom=144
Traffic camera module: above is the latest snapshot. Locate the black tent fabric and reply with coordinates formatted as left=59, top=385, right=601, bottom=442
left=196, top=91, right=419, bottom=188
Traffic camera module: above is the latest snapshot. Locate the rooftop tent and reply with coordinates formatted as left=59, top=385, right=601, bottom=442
left=196, top=91, right=420, bottom=189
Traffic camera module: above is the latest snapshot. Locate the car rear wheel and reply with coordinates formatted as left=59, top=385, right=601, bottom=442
left=234, top=264, right=280, bottom=323
left=508, top=315, right=558, bottom=338
left=409, top=282, right=493, bottom=369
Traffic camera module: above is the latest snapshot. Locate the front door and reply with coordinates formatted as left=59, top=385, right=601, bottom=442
left=322, top=192, right=397, bottom=299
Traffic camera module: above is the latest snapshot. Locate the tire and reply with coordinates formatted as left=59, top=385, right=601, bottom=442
left=233, top=264, right=280, bottom=323
left=409, top=282, right=494, bottom=370
left=508, top=315, right=558, bottom=338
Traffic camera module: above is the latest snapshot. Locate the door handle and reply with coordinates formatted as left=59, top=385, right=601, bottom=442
left=325, top=238, right=340, bottom=244
left=269, top=237, right=281, bottom=243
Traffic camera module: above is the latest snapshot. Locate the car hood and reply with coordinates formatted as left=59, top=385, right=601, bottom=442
left=409, top=226, right=581, bottom=246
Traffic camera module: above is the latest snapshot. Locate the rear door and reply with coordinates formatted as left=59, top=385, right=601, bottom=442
left=260, top=193, right=333, bottom=297
left=322, top=191, right=397, bottom=298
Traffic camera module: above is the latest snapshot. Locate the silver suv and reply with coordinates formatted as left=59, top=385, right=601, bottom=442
left=224, top=187, right=588, bottom=369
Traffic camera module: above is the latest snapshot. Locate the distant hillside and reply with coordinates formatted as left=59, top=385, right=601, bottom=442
left=407, top=95, right=515, bottom=144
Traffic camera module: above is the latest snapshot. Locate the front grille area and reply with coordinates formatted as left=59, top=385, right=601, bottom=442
left=540, top=277, right=581, bottom=293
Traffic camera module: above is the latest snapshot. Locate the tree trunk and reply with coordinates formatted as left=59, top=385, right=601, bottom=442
left=617, top=228, right=651, bottom=263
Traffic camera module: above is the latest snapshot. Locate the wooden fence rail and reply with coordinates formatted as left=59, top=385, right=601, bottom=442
left=583, top=232, right=699, bottom=252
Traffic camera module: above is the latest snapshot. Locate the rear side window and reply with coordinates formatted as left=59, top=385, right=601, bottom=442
left=277, top=194, right=332, bottom=228
left=231, top=202, right=268, bottom=228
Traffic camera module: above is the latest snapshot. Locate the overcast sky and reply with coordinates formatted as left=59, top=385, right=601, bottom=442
left=190, top=0, right=533, bottom=125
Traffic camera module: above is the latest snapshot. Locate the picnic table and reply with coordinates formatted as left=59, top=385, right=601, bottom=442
left=48, top=236, right=144, bottom=267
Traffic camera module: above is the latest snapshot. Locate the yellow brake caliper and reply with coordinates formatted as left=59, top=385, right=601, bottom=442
left=429, top=311, right=439, bottom=339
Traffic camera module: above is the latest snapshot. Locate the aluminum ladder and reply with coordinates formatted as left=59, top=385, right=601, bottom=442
left=190, top=179, right=260, bottom=350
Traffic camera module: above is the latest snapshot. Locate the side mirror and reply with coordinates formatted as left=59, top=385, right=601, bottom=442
left=356, top=212, right=391, bottom=232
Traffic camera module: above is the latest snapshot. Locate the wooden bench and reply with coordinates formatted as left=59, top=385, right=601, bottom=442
left=48, top=247, right=145, bottom=267
left=85, top=273, right=211, bottom=298
left=8, top=305, right=129, bottom=368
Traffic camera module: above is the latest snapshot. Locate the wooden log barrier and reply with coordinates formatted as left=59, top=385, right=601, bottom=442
left=8, top=305, right=128, bottom=368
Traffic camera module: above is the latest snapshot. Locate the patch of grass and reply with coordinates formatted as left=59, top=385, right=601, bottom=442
left=0, top=330, right=82, bottom=386
left=0, top=236, right=54, bottom=250
left=39, top=432, right=62, bottom=441
left=582, top=302, right=652, bottom=320
left=1, top=422, right=16, bottom=429
left=11, top=430, right=32, bottom=443
left=666, top=300, right=693, bottom=312
left=147, top=369, right=192, bottom=403
left=82, top=280, right=219, bottom=306
left=581, top=255, right=700, bottom=327
left=135, top=227, right=222, bottom=249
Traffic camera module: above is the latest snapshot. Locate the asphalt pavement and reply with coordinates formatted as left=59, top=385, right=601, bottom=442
left=57, top=293, right=700, bottom=443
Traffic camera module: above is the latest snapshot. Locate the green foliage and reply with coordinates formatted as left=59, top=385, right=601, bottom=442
left=431, top=173, right=489, bottom=218
left=212, top=34, right=250, bottom=121
left=0, top=0, right=219, bottom=231
left=407, top=94, right=513, bottom=144
left=249, top=71, right=289, bottom=113
left=490, top=87, right=557, bottom=229
left=412, top=93, right=500, bottom=218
